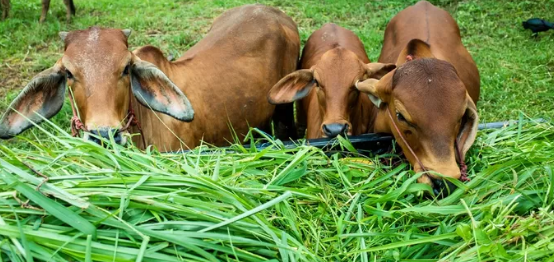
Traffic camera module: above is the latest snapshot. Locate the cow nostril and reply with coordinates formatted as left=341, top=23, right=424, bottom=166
left=322, top=125, right=331, bottom=136
left=113, top=130, right=123, bottom=144
left=87, top=129, right=123, bottom=145
left=341, top=124, right=349, bottom=133
left=322, top=123, right=348, bottom=138
left=430, top=176, right=457, bottom=198
left=87, top=134, right=101, bottom=145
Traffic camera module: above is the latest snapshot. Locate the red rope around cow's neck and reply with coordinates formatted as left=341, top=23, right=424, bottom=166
left=67, top=89, right=146, bottom=147
left=455, top=140, right=470, bottom=182
left=119, top=94, right=147, bottom=148
left=68, top=89, right=87, bottom=137
left=386, top=107, right=469, bottom=182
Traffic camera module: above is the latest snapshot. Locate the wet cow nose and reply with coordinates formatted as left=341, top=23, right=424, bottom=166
left=322, top=123, right=348, bottom=138
left=88, top=129, right=123, bottom=145
left=430, top=176, right=458, bottom=198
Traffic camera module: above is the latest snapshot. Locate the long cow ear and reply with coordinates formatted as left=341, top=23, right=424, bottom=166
left=267, top=69, right=315, bottom=104
left=0, top=66, right=66, bottom=139
left=130, top=58, right=194, bottom=122
left=457, top=94, right=479, bottom=156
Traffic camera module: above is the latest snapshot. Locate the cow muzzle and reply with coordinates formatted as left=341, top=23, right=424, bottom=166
left=84, top=128, right=127, bottom=146
left=430, top=176, right=457, bottom=197
left=322, top=123, right=349, bottom=138
left=416, top=166, right=461, bottom=198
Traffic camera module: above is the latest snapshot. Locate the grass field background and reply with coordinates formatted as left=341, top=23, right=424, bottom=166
left=0, top=0, right=553, bottom=261
left=1, top=0, right=553, bottom=125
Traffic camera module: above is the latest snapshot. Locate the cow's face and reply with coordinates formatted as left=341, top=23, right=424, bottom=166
left=0, top=27, right=194, bottom=145
left=268, top=47, right=395, bottom=138
left=63, top=28, right=133, bottom=143
left=357, top=42, right=478, bottom=195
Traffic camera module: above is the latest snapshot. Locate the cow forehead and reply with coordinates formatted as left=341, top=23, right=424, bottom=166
left=315, top=48, right=364, bottom=85
left=63, top=27, right=129, bottom=70
left=392, top=59, right=467, bottom=122
left=62, top=27, right=130, bottom=96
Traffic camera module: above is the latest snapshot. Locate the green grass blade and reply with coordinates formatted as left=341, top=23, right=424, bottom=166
left=0, top=172, right=97, bottom=238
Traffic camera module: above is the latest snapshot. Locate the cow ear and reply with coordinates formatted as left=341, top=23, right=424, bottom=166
left=356, top=70, right=393, bottom=108
left=396, top=39, right=435, bottom=65
left=130, top=58, right=194, bottom=122
left=267, top=69, right=315, bottom=104
left=0, top=66, right=66, bottom=139
left=457, top=94, right=479, bottom=156
left=364, top=63, right=396, bottom=80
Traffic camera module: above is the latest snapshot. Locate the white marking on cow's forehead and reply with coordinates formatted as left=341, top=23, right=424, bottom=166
left=87, top=27, right=99, bottom=42
left=72, top=28, right=121, bottom=97
left=321, top=32, right=328, bottom=42
left=252, top=6, right=263, bottom=15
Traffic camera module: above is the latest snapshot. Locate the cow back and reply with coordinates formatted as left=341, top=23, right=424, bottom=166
left=378, top=1, right=480, bottom=102
left=133, top=4, right=300, bottom=150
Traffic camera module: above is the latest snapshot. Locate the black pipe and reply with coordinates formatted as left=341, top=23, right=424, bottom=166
left=174, top=119, right=548, bottom=154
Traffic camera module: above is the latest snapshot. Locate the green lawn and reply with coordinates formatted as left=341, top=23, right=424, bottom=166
left=0, top=0, right=554, bottom=261
left=1, top=0, right=553, bottom=125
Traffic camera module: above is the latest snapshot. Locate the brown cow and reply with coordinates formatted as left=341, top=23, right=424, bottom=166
left=268, top=23, right=395, bottom=139
left=0, top=0, right=75, bottom=22
left=0, top=0, right=9, bottom=20
left=41, top=0, right=76, bottom=23
left=0, top=4, right=300, bottom=151
left=356, top=1, right=480, bottom=195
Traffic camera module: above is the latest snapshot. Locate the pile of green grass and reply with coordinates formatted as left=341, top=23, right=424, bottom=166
left=1, top=117, right=553, bottom=261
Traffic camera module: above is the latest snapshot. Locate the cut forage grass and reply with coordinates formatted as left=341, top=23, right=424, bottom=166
left=0, top=117, right=553, bottom=261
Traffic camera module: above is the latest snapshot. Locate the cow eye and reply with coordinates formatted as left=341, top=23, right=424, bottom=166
left=396, top=112, right=407, bottom=122
left=122, top=64, right=130, bottom=76
left=66, top=70, right=74, bottom=79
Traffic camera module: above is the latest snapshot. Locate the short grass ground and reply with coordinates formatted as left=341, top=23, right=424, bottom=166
left=0, top=0, right=553, bottom=124
left=0, top=0, right=554, bottom=261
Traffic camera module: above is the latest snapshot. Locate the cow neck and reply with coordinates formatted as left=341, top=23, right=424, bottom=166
left=366, top=102, right=381, bottom=132
left=68, top=88, right=146, bottom=147
left=455, top=140, right=470, bottom=182
left=119, top=93, right=146, bottom=148
left=385, top=106, right=469, bottom=182
left=68, top=88, right=88, bottom=137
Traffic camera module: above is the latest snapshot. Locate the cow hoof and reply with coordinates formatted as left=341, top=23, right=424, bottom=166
left=431, top=177, right=457, bottom=198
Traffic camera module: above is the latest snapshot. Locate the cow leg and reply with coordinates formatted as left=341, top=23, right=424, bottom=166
left=0, top=0, right=9, bottom=20
left=63, top=0, right=75, bottom=22
left=40, top=0, right=50, bottom=23
left=272, top=103, right=298, bottom=141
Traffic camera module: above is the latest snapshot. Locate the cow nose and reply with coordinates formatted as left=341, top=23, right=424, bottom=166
left=430, top=176, right=458, bottom=198
left=87, top=129, right=123, bottom=145
left=322, top=123, right=348, bottom=138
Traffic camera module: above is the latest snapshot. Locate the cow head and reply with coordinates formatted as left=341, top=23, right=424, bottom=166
left=356, top=39, right=479, bottom=196
left=268, top=47, right=395, bottom=138
left=0, top=27, right=194, bottom=145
